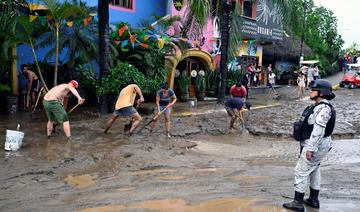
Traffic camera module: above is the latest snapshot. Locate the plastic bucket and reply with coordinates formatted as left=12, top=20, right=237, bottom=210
left=4, top=130, right=24, bottom=151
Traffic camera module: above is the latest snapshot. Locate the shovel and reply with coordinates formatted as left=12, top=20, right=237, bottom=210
left=31, top=87, right=44, bottom=114
left=135, top=107, right=168, bottom=133
left=68, top=102, right=82, bottom=114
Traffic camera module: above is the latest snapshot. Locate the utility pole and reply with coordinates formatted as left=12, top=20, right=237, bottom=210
left=299, top=0, right=308, bottom=64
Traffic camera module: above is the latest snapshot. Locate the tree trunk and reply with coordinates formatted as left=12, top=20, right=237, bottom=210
left=54, top=24, right=59, bottom=86
left=217, top=0, right=232, bottom=104
left=29, top=40, right=49, bottom=91
left=98, top=0, right=110, bottom=115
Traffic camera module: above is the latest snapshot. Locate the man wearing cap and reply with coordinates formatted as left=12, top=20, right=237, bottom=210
left=104, top=84, right=145, bottom=135
left=43, top=80, right=85, bottom=141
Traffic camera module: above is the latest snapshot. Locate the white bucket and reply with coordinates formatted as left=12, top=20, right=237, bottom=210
left=4, top=130, right=25, bottom=151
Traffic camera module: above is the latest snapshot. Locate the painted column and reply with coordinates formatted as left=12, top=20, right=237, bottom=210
left=12, top=46, right=18, bottom=95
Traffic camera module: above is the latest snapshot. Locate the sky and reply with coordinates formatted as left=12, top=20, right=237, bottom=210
left=314, top=0, right=360, bottom=49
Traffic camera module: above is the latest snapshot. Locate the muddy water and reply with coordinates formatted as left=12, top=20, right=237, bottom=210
left=79, top=197, right=284, bottom=212
left=1, top=87, right=360, bottom=211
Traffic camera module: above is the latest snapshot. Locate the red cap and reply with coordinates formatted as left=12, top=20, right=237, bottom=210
left=69, top=80, right=79, bottom=88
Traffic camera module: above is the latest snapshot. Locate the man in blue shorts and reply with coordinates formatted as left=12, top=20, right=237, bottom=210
left=225, top=97, right=251, bottom=131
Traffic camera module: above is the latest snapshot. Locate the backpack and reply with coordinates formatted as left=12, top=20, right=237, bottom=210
left=293, top=102, right=335, bottom=141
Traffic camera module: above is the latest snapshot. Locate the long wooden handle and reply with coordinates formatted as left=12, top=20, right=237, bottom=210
left=31, top=87, right=44, bottom=114
left=68, top=103, right=81, bottom=114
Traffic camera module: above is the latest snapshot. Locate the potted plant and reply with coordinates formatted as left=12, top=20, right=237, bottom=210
left=205, top=70, right=219, bottom=97
left=195, top=74, right=206, bottom=101
left=178, top=71, right=190, bottom=102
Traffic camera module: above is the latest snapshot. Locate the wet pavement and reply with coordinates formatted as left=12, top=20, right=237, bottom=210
left=1, top=73, right=360, bottom=211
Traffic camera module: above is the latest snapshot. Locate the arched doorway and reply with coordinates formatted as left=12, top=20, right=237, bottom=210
left=167, top=49, right=214, bottom=97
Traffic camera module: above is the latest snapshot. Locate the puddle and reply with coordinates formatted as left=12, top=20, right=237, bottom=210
left=64, top=175, right=95, bottom=188
left=155, top=175, right=187, bottom=180
left=78, top=197, right=284, bottom=212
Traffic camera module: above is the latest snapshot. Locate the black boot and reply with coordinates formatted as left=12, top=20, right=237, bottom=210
left=283, top=191, right=305, bottom=212
left=304, top=187, right=320, bottom=209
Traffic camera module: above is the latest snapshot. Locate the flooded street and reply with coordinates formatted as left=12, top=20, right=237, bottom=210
left=1, top=86, right=360, bottom=211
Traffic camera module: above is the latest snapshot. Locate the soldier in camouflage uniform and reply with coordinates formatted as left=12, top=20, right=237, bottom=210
left=283, top=79, right=336, bottom=212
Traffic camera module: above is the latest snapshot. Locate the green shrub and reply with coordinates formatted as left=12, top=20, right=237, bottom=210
left=178, top=72, right=190, bottom=93
left=206, top=70, right=219, bottom=91
left=97, top=62, right=145, bottom=96
left=195, top=75, right=206, bottom=92
left=0, top=84, right=11, bottom=92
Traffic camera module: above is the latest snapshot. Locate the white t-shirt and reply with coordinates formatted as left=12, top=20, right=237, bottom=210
left=269, top=73, right=276, bottom=84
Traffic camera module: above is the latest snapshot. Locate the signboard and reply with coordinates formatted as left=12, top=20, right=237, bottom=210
left=240, top=0, right=283, bottom=41
left=256, top=0, right=283, bottom=41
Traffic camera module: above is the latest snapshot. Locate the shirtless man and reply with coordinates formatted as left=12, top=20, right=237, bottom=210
left=43, top=80, right=85, bottom=141
left=21, top=64, right=39, bottom=109
left=104, top=84, right=144, bottom=135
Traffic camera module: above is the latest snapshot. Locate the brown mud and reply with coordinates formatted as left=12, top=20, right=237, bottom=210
left=0, top=85, right=360, bottom=211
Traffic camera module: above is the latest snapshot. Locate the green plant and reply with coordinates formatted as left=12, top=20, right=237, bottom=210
left=97, top=62, right=145, bottom=96
left=195, top=75, right=206, bottom=93
left=178, top=71, right=190, bottom=93
left=0, top=84, right=11, bottom=92
left=226, top=70, right=242, bottom=91
left=206, top=70, right=219, bottom=91
left=174, top=0, right=182, bottom=10
left=41, top=0, right=92, bottom=85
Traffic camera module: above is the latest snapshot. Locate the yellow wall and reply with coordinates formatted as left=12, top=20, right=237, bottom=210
left=167, top=49, right=214, bottom=89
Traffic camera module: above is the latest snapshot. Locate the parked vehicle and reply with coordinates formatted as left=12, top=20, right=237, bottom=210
left=339, top=64, right=360, bottom=89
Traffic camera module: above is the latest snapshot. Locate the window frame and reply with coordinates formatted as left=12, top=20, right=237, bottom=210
left=240, top=0, right=256, bottom=19
left=109, top=0, right=135, bottom=12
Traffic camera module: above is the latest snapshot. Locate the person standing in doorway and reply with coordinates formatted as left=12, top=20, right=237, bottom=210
left=43, top=80, right=85, bottom=141
left=104, top=84, right=145, bottom=135
left=150, top=83, right=177, bottom=138
left=283, top=79, right=336, bottom=211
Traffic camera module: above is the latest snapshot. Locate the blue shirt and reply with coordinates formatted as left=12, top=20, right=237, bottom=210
left=157, top=89, right=175, bottom=106
left=225, top=97, right=244, bottom=110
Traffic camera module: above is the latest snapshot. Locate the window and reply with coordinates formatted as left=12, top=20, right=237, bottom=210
left=110, top=0, right=133, bottom=9
left=242, top=0, right=254, bottom=18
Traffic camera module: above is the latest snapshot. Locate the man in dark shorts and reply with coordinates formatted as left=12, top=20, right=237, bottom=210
left=225, top=97, right=251, bottom=131
left=104, top=84, right=145, bottom=135
left=21, top=64, right=40, bottom=109
left=150, top=83, right=177, bottom=138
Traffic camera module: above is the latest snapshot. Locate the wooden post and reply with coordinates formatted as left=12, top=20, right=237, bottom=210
left=12, top=46, right=18, bottom=95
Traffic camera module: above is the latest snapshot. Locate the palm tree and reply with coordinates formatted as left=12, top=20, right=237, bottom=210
left=97, top=0, right=110, bottom=114
left=217, top=0, right=233, bottom=103
left=36, top=1, right=98, bottom=78
left=216, top=0, right=290, bottom=103
left=16, top=16, right=49, bottom=91
left=42, top=0, right=90, bottom=86
left=0, top=0, right=29, bottom=78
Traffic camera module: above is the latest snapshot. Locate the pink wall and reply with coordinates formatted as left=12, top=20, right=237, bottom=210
left=169, top=0, right=215, bottom=53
